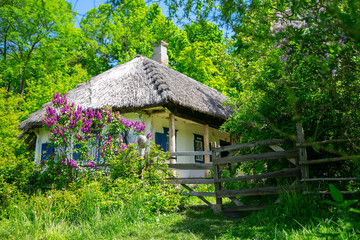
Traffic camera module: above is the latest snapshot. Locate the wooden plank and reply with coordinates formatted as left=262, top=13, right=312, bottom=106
left=169, top=114, right=176, bottom=164
left=181, top=184, right=213, bottom=207
left=165, top=178, right=214, bottom=184
left=181, top=191, right=216, bottom=197
left=167, top=163, right=213, bottom=170
left=223, top=204, right=269, bottom=212
left=296, top=138, right=360, bottom=147
left=269, top=145, right=296, bottom=165
left=204, top=125, right=210, bottom=162
left=215, top=168, right=301, bottom=183
left=303, top=191, right=359, bottom=195
left=213, top=139, right=287, bottom=152
left=296, top=123, right=309, bottom=180
left=169, top=151, right=212, bottom=156
left=299, top=155, right=360, bottom=165
left=229, top=197, right=244, bottom=206
left=213, top=150, right=298, bottom=165
left=204, top=124, right=210, bottom=178
left=212, top=141, right=222, bottom=213
left=301, top=178, right=358, bottom=182
left=216, top=185, right=303, bottom=198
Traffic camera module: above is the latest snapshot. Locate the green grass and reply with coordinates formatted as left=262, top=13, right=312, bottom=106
left=0, top=187, right=359, bottom=239
left=1, top=206, right=356, bottom=240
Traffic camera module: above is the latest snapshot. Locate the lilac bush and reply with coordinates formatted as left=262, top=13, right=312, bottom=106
left=40, top=93, right=152, bottom=187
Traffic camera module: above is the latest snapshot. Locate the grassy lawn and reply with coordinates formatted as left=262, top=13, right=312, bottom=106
left=1, top=196, right=358, bottom=240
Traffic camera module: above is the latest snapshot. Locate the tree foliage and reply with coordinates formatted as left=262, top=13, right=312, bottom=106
left=0, top=0, right=86, bottom=97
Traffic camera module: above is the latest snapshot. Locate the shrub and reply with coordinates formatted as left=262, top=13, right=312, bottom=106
left=37, top=93, right=153, bottom=189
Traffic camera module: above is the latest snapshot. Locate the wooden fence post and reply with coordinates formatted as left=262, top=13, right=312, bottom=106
left=296, top=123, right=309, bottom=182
left=211, top=141, right=222, bottom=213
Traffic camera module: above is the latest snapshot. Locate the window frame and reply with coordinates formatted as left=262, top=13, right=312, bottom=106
left=194, top=134, right=204, bottom=163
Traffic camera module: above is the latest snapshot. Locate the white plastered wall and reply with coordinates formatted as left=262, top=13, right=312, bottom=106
left=34, top=128, right=50, bottom=164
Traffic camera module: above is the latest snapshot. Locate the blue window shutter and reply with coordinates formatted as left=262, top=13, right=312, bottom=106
left=121, top=130, right=128, bottom=144
left=155, top=132, right=167, bottom=152
left=74, top=144, right=81, bottom=160
left=96, top=138, right=101, bottom=162
left=41, top=143, right=54, bottom=160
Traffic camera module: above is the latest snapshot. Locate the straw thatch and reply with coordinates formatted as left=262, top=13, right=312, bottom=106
left=19, top=55, right=233, bottom=138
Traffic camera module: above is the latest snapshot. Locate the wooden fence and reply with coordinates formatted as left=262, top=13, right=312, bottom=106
left=164, top=123, right=359, bottom=214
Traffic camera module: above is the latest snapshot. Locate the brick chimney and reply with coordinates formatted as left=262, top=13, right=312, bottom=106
left=151, top=40, right=169, bottom=67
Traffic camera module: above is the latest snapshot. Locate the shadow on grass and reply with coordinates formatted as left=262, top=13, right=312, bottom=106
left=168, top=197, right=340, bottom=240
left=168, top=205, right=270, bottom=239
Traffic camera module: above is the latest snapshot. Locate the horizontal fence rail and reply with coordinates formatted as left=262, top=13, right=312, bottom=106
left=166, top=163, right=213, bottom=170
left=216, top=185, right=303, bottom=198
left=214, top=150, right=299, bottom=165
left=215, top=168, right=301, bottom=183
left=165, top=178, right=214, bottom=184
left=213, top=139, right=288, bottom=152
left=299, top=155, right=360, bottom=165
left=169, top=151, right=212, bottom=156
left=296, top=138, right=360, bottom=147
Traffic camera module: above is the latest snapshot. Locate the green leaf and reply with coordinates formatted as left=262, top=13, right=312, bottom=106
left=350, top=207, right=360, bottom=214
left=323, top=200, right=342, bottom=208
left=329, top=184, right=343, bottom=203
left=341, top=200, right=358, bottom=208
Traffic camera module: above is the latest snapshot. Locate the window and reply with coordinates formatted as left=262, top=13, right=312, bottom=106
left=41, top=143, right=54, bottom=160
left=194, top=134, right=204, bottom=163
left=155, top=127, right=177, bottom=152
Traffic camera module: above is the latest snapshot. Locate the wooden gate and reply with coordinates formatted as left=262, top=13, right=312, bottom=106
left=166, top=151, right=217, bottom=211
left=164, top=138, right=302, bottom=213
left=211, top=139, right=302, bottom=213
left=164, top=123, right=359, bottom=213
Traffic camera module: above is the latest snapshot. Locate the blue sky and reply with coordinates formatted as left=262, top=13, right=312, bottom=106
left=67, top=0, right=170, bottom=28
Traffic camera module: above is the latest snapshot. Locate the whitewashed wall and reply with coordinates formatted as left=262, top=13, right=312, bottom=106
left=34, top=128, right=50, bottom=164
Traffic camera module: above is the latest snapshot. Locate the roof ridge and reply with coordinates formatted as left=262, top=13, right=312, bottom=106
left=143, top=59, right=173, bottom=101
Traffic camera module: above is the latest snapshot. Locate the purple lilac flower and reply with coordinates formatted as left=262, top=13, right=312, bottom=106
left=86, top=160, right=97, bottom=170
left=146, top=132, right=153, bottom=139
left=70, top=118, right=76, bottom=128
left=96, top=110, right=103, bottom=120
left=119, top=143, right=128, bottom=152
left=68, top=159, right=78, bottom=168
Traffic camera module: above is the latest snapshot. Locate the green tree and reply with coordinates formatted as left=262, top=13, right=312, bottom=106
left=0, top=0, right=89, bottom=163
left=0, top=0, right=86, bottom=98
left=175, top=21, right=239, bottom=94
left=80, top=1, right=189, bottom=76
left=165, top=0, right=360, bottom=179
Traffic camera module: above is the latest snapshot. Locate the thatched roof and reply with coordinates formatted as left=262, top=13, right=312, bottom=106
left=19, top=55, right=233, bottom=136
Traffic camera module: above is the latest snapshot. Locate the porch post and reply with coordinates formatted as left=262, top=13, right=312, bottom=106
left=203, top=124, right=210, bottom=177
left=169, top=114, right=176, bottom=164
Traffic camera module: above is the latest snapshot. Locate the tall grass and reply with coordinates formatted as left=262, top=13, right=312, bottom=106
left=0, top=184, right=359, bottom=239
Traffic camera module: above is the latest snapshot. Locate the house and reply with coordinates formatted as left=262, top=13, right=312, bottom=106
left=18, top=41, right=233, bottom=178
